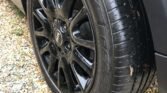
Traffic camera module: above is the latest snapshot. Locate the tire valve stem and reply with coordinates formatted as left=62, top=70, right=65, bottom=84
left=129, top=66, right=134, bottom=76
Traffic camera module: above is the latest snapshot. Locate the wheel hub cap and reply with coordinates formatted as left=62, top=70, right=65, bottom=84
left=53, top=20, right=65, bottom=47
left=54, top=29, right=63, bottom=46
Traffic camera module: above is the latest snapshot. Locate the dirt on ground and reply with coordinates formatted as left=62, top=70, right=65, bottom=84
left=0, top=0, right=158, bottom=93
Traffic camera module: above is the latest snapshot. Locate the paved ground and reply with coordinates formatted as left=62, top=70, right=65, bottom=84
left=0, top=0, right=158, bottom=93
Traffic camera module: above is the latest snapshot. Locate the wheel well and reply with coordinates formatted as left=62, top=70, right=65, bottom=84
left=21, top=0, right=27, bottom=14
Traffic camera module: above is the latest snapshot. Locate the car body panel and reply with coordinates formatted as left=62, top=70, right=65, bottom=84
left=143, top=0, right=167, bottom=55
left=155, top=53, right=167, bottom=93
left=11, top=0, right=25, bottom=14
left=143, top=0, right=167, bottom=92
left=11, top=0, right=167, bottom=92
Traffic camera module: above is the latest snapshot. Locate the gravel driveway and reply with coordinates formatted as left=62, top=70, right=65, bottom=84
left=0, top=0, right=51, bottom=92
left=0, top=0, right=158, bottom=93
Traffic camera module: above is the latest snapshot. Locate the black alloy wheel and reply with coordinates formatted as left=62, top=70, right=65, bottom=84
left=27, top=0, right=156, bottom=93
left=28, top=0, right=96, bottom=93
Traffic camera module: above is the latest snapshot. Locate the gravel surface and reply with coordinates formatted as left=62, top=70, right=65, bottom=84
left=0, top=0, right=51, bottom=92
left=0, top=0, right=158, bottom=93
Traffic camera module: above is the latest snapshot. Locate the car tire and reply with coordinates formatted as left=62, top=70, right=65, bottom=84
left=27, top=0, right=156, bottom=93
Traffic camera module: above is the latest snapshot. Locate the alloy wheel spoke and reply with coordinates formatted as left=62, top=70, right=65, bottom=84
left=48, top=54, right=58, bottom=74
left=73, top=49, right=92, bottom=76
left=70, top=8, right=87, bottom=30
left=38, top=0, right=56, bottom=19
left=34, top=30, right=50, bottom=39
left=33, top=8, right=50, bottom=28
left=57, top=67, right=61, bottom=88
left=70, top=64, right=88, bottom=90
left=60, top=0, right=75, bottom=18
left=39, top=42, right=50, bottom=55
left=72, top=36, right=95, bottom=50
left=69, top=8, right=95, bottom=50
left=58, top=60, right=74, bottom=92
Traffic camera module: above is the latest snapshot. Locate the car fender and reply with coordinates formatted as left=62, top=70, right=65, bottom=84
left=143, top=0, right=167, bottom=93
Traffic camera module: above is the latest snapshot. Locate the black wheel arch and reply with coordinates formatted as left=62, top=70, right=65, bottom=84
left=143, top=0, right=167, bottom=92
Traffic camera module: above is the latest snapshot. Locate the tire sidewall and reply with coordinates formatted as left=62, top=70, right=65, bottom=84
left=84, top=0, right=114, bottom=93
